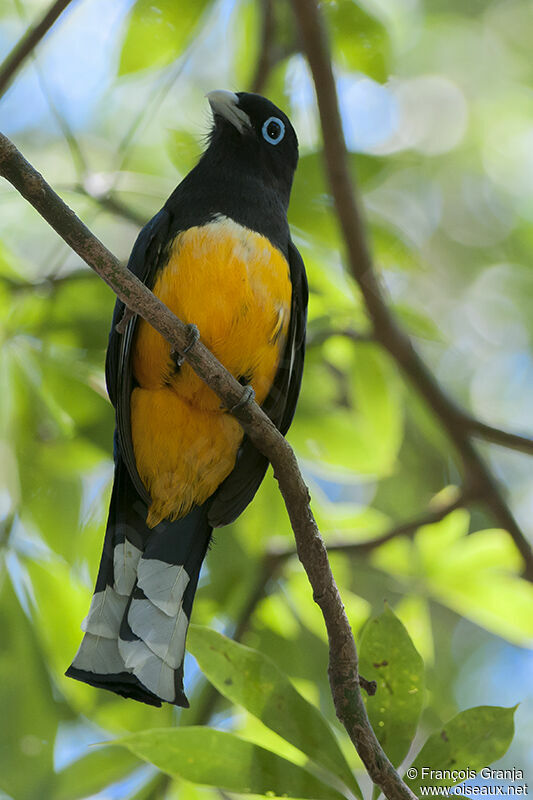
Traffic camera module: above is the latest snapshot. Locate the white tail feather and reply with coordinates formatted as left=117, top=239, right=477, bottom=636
left=71, top=633, right=125, bottom=674
left=81, top=587, right=127, bottom=638
left=113, top=540, right=143, bottom=595
left=136, top=559, right=190, bottom=616
left=128, top=597, right=189, bottom=668
left=118, top=636, right=175, bottom=701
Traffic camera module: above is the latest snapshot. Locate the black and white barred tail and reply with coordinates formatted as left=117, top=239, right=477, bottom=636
left=66, top=461, right=211, bottom=707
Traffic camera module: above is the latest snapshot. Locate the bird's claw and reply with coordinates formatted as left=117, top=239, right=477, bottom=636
left=115, top=307, right=135, bottom=334
left=171, top=324, right=200, bottom=368
left=230, top=385, right=255, bottom=412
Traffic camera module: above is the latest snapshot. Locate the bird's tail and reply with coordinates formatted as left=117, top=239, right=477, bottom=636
left=66, top=461, right=212, bottom=707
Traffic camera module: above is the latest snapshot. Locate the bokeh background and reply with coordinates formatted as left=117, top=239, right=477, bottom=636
left=1, top=0, right=532, bottom=797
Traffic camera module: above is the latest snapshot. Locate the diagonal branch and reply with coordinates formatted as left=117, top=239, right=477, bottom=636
left=460, top=416, right=533, bottom=456
left=290, top=0, right=533, bottom=582
left=278, top=486, right=477, bottom=560
left=0, top=131, right=416, bottom=800
left=0, top=0, right=74, bottom=98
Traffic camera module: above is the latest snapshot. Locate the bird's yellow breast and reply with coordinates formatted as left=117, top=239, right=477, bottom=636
left=130, top=216, right=292, bottom=526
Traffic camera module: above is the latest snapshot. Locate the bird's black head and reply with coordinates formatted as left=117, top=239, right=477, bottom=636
left=206, top=90, right=299, bottom=206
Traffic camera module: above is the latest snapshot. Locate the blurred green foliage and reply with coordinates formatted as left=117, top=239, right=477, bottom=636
left=0, top=0, right=532, bottom=797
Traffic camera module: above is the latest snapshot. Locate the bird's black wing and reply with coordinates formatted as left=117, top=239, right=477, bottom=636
left=207, top=238, right=308, bottom=527
left=105, top=207, right=172, bottom=503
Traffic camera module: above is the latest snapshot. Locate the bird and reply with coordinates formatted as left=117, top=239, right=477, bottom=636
left=66, top=90, right=308, bottom=708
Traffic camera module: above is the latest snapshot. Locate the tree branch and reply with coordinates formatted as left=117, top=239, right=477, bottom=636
left=194, top=485, right=472, bottom=725
left=249, top=0, right=276, bottom=94
left=461, top=416, right=533, bottom=456
left=290, top=0, right=533, bottom=582
left=306, top=325, right=374, bottom=348
left=0, top=0, right=74, bottom=98
left=272, top=486, right=477, bottom=561
left=76, top=182, right=147, bottom=227
left=0, top=132, right=415, bottom=800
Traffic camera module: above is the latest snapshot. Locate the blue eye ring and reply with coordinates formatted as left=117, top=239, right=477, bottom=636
left=262, top=116, right=285, bottom=145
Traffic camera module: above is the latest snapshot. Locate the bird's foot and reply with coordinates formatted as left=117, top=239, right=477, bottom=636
left=171, top=324, right=200, bottom=368
left=115, top=306, right=135, bottom=334
left=230, top=385, right=255, bottom=412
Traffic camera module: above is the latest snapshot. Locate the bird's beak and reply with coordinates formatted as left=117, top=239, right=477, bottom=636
left=206, top=90, right=251, bottom=134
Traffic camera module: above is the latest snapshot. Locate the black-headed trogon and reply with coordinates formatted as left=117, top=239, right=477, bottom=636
left=66, top=91, right=308, bottom=707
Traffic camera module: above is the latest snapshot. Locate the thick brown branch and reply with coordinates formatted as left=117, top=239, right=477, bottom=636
left=290, top=0, right=533, bottom=583
left=0, top=0, right=74, bottom=98
left=0, top=130, right=413, bottom=800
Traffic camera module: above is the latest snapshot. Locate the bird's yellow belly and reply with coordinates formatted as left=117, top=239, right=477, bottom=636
left=130, top=216, right=292, bottom=526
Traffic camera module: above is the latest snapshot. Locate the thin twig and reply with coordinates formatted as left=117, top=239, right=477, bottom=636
left=248, top=0, right=299, bottom=95
left=76, top=183, right=147, bottom=227
left=271, top=487, right=476, bottom=561
left=461, top=416, right=533, bottom=457
left=193, top=488, right=474, bottom=778
left=12, top=0, right=87, bottom=180
left=306, top=325, right=374, bottom=348
left=0, top=0, right=74, bottom=98
left=250, top=0, right=276, bottom=94
left=290, top=0, right=533, bottom=583
left=0, top=268, right=89, bottom=293
left=0, top=131, right=415, bottom=800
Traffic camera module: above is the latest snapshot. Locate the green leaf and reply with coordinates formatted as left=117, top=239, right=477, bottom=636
left=27, top=558, right=175, bottom=733
left=188, top=626, right=360, bottom=797
left=290, top=153, right=383, bottom=246
left=119, top=0, right=212, bottom=75
left=358, top=605, right=425, bottom=766
left=53, top=747, right=140, bottom=800
left=167, top=129, right=203, bottom=175
left=323, top=0, right=390, bottom=82
left=0, top=575, right=59, bottom=800
left=26, top=559, right=95, bottom=710
left=114, top=727, right=347, bottom=800
left=291, top=344, right=403, bottom=477
left=407, top=706, right=516, bottom=792
left=394, top=595, right=434, bottom=664
left=372, top=512, right=533, bottom=645
left=287, top=571, right=370, bottom=641
left=231, top=0, right=261, bottom=88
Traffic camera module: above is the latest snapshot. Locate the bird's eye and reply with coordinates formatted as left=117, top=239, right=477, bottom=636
left=262, top=116, right=285, bottom=145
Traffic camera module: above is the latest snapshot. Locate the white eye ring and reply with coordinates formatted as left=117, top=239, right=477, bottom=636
left=262, top=116, right=285, bottom=145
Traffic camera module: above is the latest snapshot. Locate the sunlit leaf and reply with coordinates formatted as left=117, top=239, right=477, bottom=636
left=291, top=344, right=403, bottom=476
left=167, top=129, right=203, bottom=175
left=407, top=706, right=516, bottom=792
left=358, top=605, right=424, bottom=766
left=188, top=626, right=361, bottom=797
left=290, top=153, right=383, bottom=246
left=231, top=0, right=261, bottom=87
left=372, top=513, right=533, bottom=645
left=114, top=727, right=348, bottom=800
left=394, top=595, right=434, bottom=664
left=27, top=558, right=173, bottom=733
left=27, top=559, right=93, bottom=709
left=323, top=0, right=390, bottom=82
left=53, top=747, right=140, bottom=800
left=0, top=576, right=60, bottom=800
left=119, top=0, right=213, bottom=75
left=287, top=570, right=370, bottom=641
